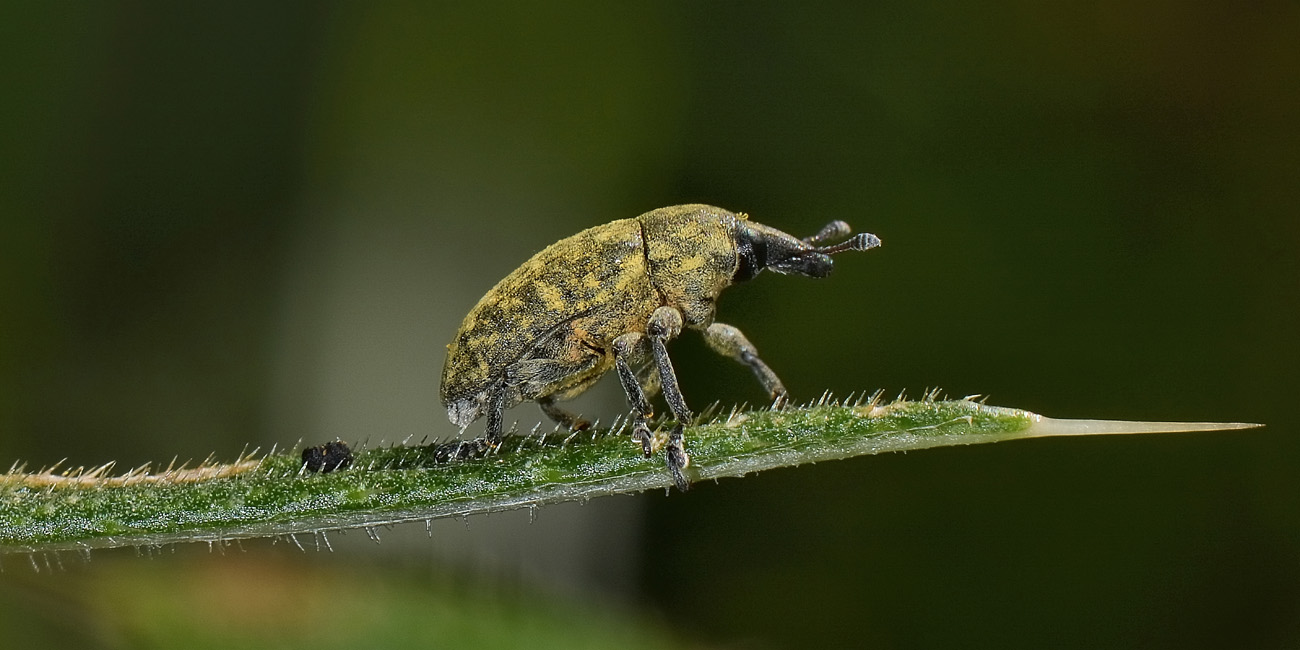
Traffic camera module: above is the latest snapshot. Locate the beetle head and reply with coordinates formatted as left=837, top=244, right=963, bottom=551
left=733, top=219, right=881, bottom=282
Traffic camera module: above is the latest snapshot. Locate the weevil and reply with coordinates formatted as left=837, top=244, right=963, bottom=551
left=440, top=204, right=881, bottom=490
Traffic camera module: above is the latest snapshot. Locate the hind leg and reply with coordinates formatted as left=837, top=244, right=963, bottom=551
left=434, top=379, right=506, bottom=463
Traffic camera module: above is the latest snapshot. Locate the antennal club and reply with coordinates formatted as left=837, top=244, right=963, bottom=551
left=817, top=232, right=881, bottom=255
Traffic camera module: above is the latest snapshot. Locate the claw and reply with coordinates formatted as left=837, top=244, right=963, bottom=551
left=771, top=391, right=789, bottom=409
left=432, top=437, right=492, bottom=464
left=665, top=424, right=691, bottom=491
left=632, top=421, right=654, bottom=457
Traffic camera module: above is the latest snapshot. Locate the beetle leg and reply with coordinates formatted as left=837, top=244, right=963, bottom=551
left=612, top=332, right=655, bottom=457
left=647, top=306, right=693, bottom=491
left=647, top=307, right=690, bottom=420
left=432, top=380, right=506, bottom=464
left=483, top=378, right=507, bottom=447
left=703, top=322, right=789, bottom=408
left=538, top=396, right=591, bottom=432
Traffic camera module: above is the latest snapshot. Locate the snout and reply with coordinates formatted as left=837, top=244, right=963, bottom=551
left=773, top=252, right=833, bottom=278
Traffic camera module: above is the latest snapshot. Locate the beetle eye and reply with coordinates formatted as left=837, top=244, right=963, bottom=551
left=733, top=225, right=767, bottom=283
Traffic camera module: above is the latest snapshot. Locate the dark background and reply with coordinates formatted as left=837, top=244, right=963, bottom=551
left=2, top=2, right=1297, bottom=648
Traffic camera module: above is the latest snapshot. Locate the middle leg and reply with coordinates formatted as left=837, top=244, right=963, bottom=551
left=612, top=332, right=655, bottom=458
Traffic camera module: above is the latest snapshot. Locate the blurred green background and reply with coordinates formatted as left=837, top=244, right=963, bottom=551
left=2, top=2, right=1297, bottom=648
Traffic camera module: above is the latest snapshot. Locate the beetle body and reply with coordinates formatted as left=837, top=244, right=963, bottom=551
left=442, top=207, right=736, bottom=427
left=440, top=204, right=880, bottom=489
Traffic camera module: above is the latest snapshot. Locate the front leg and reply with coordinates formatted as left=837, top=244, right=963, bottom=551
left=703, top=322, right=789, bottom=407
left=647, top=305, right=693, bottom=491
left=538, top=396, right=592, bottom=432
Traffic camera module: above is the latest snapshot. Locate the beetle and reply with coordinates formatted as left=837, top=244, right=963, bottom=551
left=440, top=204, right=881, bottom=490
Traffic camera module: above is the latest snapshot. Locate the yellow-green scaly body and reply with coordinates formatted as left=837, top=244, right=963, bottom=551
left=441, top=205, right=742, bottom=427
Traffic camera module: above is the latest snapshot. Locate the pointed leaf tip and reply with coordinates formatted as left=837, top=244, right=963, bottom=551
left=1023, top=416, right=1263, bottom=438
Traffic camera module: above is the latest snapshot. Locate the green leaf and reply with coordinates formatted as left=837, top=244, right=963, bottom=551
left=0, top=396, right=1258, bottom=554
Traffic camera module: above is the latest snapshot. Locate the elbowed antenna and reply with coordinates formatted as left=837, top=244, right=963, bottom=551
left=817, top=232, right=881, bottom=255
left=802, top=220, right=882, bottom=254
